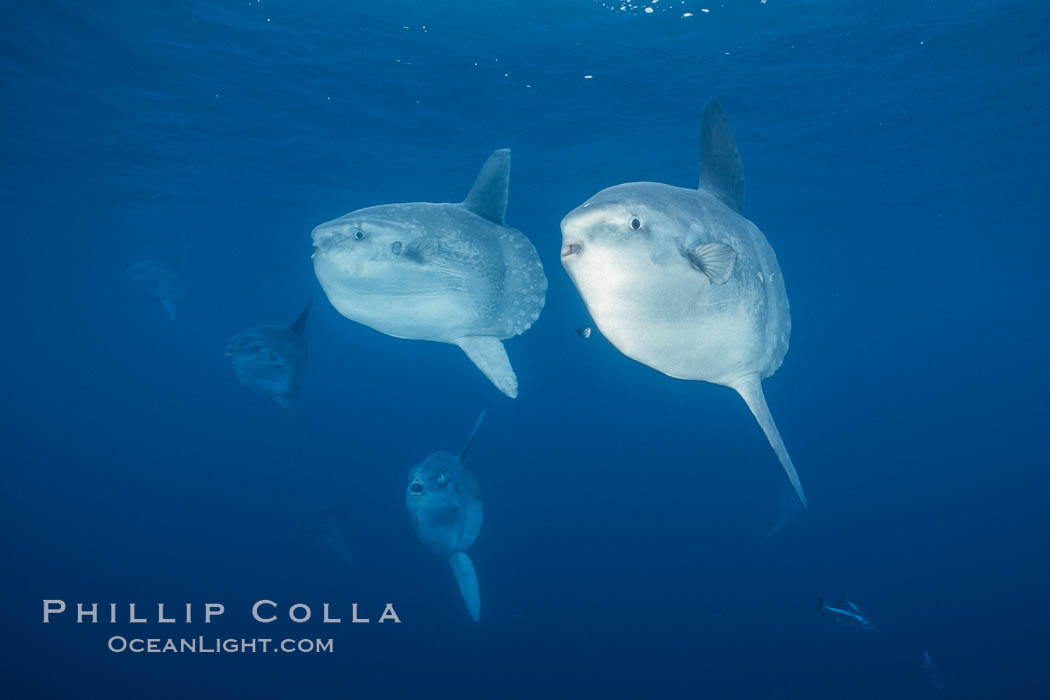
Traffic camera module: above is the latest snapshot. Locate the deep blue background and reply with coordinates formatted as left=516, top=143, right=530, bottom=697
left=2, top=1, right=1048, bottom=697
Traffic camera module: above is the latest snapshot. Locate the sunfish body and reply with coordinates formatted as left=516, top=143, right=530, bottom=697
left=818, top=595, right=874, bottom=630
left=560, top=101, right=806, bottom=506
left=406, top=412, right=485, bottom=622
left=311, top=149, right=547, bottom=398
left=225, top=300, right=311, bottom=414
left=126, top=253, right=183, bottom=321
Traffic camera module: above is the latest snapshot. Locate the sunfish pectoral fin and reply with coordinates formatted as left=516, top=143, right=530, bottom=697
left=455, top=337, right=518, bottom=398
left=448, top=551, right=480, bottom=622
left=161, top=299, right=177, bottom=322
left=461, top=148, right=510, bottom=225
left=685, top=242, right=737, bottom=285
left=730, top=375, right=807, bottom=508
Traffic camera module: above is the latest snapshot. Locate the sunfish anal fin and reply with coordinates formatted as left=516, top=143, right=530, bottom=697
left=276, top=394, right=310, bottom=434
left=461, top=149, right=510, bottom=225
left=448, top=551, right=481, bottom=622
left=685, top=242, right=737, bottom=285
left=455, top=336, right=518, bottom=398
left=161, top=299, right=176, bottom=322
left=730, top=374, right=807, bottom=508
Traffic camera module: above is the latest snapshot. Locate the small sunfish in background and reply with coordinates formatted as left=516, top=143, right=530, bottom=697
left=126, top=246, right=184, bottom=321
left=406, top=411, right=486, bottom=622
left=225, top=300, right=311, bottom=419
left=818, top=595, right=874, bottom=630
left=576, top=326, right=592, bottom=339
left=923, top=650, right=944, bottom=691
left=300, top=506, right=353, bottom=568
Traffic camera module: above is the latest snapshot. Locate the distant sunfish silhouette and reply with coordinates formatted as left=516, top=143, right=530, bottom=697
left=126, top=247, right=184, bottom=321
left=560, top=101, right=806, bottom=506
left=311, top=149, right=547, bottom=398
left=818, top=595, right=874, bottom=630
left=225, top=300, right=311, bottom=416
left=406, top=411, right=486, bottom=622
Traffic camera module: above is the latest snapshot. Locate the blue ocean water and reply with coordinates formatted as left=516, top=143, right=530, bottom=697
left=3, top=0, right=1049, bottom=697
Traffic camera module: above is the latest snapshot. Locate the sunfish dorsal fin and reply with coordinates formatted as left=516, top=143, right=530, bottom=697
left=448, top=552, right=481, bottom=622
left=289, top=298, right=312, bottom=336
left=462, top=148, right=510, bottom=224
left=161, top=299, right=177, bottom=322
left=699, top=100, right=745, bottom=213
left=459, top=410, right=486, bottom=461
left=730, top=374, right=807, bottom=508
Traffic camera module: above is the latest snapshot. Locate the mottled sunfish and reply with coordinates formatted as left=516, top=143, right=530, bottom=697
left=311, top=149, right=547, bottom=398
left=818, top=595, right=874, bottom=630
left=225, top=300, right=311, bottom=416
left=406, top=411, right=486, bottom=622
left=126, top=247, right=184, bottom=321
left=560, top=100, right=806, bottom=506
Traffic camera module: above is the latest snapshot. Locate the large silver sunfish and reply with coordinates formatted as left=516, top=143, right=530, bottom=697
left=225, top=300, right=311, bottom=417
left=560, top=101, right=806, bottom=506
left=406, top=412, right=485, bottom=622
left=311, top=149, right=547, bottom=398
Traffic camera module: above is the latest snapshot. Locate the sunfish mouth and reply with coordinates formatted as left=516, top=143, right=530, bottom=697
left=409, top=480, right=424, bottom=495
left=561, top=242, right=583, bottom=258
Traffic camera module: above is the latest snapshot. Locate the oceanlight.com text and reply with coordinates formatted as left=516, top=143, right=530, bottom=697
left=107, top=636, right=334, bottom=654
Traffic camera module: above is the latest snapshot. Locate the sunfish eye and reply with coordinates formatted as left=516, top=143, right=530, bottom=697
left=391, top=241, right=402, bottom=255
left=354, top=230, right=365, bottom=240
left=630, top=217, right=642, bottom=230
left=436, top=473, right=448, bottom=486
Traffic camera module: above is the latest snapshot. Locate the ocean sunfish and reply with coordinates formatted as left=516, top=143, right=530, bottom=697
left=126, top=248, right=184, bottom=321
left=225, top=300, right=311, bottom=416
left=560, top=101, right=806, bottom=506
left=311, top=149, right=547, bottom=398
left=406, top=411, right=486, bottom=622
left=818, top=595, right=874, bottom=630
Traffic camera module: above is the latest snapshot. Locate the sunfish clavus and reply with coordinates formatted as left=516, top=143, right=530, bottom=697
left=406, top=412, right=486, bottom=622
left=311, top=150, right=547, bottom=398
left=560, top=101, right=807, bottom=506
